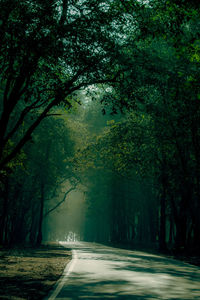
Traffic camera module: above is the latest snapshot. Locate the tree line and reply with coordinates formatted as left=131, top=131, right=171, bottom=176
left=0, top=0, right=125, bottom=245
left=76, top=0, right=200, bottom=254
left=0, top=0, right=200, bottom=253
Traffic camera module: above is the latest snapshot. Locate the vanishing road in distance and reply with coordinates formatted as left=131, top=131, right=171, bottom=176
left=46, top=242, right=200, bottom=299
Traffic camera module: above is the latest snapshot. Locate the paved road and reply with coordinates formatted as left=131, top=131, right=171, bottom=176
left=46, top=242, right=200, bottom=299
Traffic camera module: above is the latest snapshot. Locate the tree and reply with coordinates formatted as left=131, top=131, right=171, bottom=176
left=0, top=114, right=77, bottom=245
left=75, top=0, right=200, bottom=252
left=0, top=0, right=126, bottom=173
left=100, top=0, right=200, bottom=251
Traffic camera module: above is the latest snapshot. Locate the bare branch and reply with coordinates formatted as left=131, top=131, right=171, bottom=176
left=44, top=185, right=77, bottom=217
left=4, top=103, right=35, bottom=144
left=45, top=113, right=62, bottom=117
left=0, top=98, right=58, bottom=169
left=59, top=0, right=69, bottom=26
left=68, top=73, right=121, bottom=94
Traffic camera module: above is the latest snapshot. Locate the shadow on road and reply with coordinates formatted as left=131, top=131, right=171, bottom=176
left=59, top=278, right=157, bottom=299
left=57, top=243, right=200, bottom=299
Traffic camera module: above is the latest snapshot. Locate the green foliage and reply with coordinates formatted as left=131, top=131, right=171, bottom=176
left=1, top=0, right=200, bottom=251
left=0, top=0, right=126, bottom=171
left=0, top=113, right=75, bottom=245
left=76, top=0, right=200, bottom=250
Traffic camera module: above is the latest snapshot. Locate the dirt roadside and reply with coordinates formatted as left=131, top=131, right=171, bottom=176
left=0, top=244, right=71, bottom=300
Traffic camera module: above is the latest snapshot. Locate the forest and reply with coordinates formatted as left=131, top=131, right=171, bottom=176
left=0, top=0, right=200, bottom=257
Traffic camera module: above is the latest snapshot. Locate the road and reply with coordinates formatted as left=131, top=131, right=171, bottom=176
left=46, top=242, right=200, bottom=299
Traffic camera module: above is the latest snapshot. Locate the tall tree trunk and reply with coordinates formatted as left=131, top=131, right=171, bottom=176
left=36, top=141, right=51, bottom=246
left=191, top=119, right=200, bottom=248
left=159, top=167, right=167, bottom=251
left=0, top=179, right=9, bottom=245
left=36, top=183, right=44, bottom=246
left=168, top=214, right=174, bottom=245
left=175, top=184, right=190, bottom=251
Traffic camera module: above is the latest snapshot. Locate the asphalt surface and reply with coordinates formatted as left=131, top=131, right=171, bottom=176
left=46, top=242, right=200, bottom=299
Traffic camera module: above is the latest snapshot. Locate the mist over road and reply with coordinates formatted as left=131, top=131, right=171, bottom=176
left=47, top=242, right=200, bottom=299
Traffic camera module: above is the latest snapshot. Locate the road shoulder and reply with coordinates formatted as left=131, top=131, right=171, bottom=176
left=0, top=244, right=72, bottom=300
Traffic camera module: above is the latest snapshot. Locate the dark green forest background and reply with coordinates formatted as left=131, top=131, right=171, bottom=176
left=0, top=0, right=200, bottom=255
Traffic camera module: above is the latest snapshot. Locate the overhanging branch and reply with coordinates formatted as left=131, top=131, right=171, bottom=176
left=44, top=185, right=77, bottom=217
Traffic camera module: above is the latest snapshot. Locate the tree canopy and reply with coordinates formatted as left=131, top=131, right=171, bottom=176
left=0, top=0, right=200, bottom=253
left=0, top=0, right=127, bottom=172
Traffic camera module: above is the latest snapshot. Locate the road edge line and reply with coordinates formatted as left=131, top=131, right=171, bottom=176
left=46, top=249, right=77, bottom=300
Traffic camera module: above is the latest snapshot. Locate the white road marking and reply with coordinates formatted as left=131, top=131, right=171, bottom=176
left=47, top=249, right=78, bottom=300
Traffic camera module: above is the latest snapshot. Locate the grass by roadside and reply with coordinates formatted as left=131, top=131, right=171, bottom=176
left=0, top=244, right=72, bottom=300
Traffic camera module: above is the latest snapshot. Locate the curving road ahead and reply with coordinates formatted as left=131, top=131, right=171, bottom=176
left=46, top=242, right=200, bottom=299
